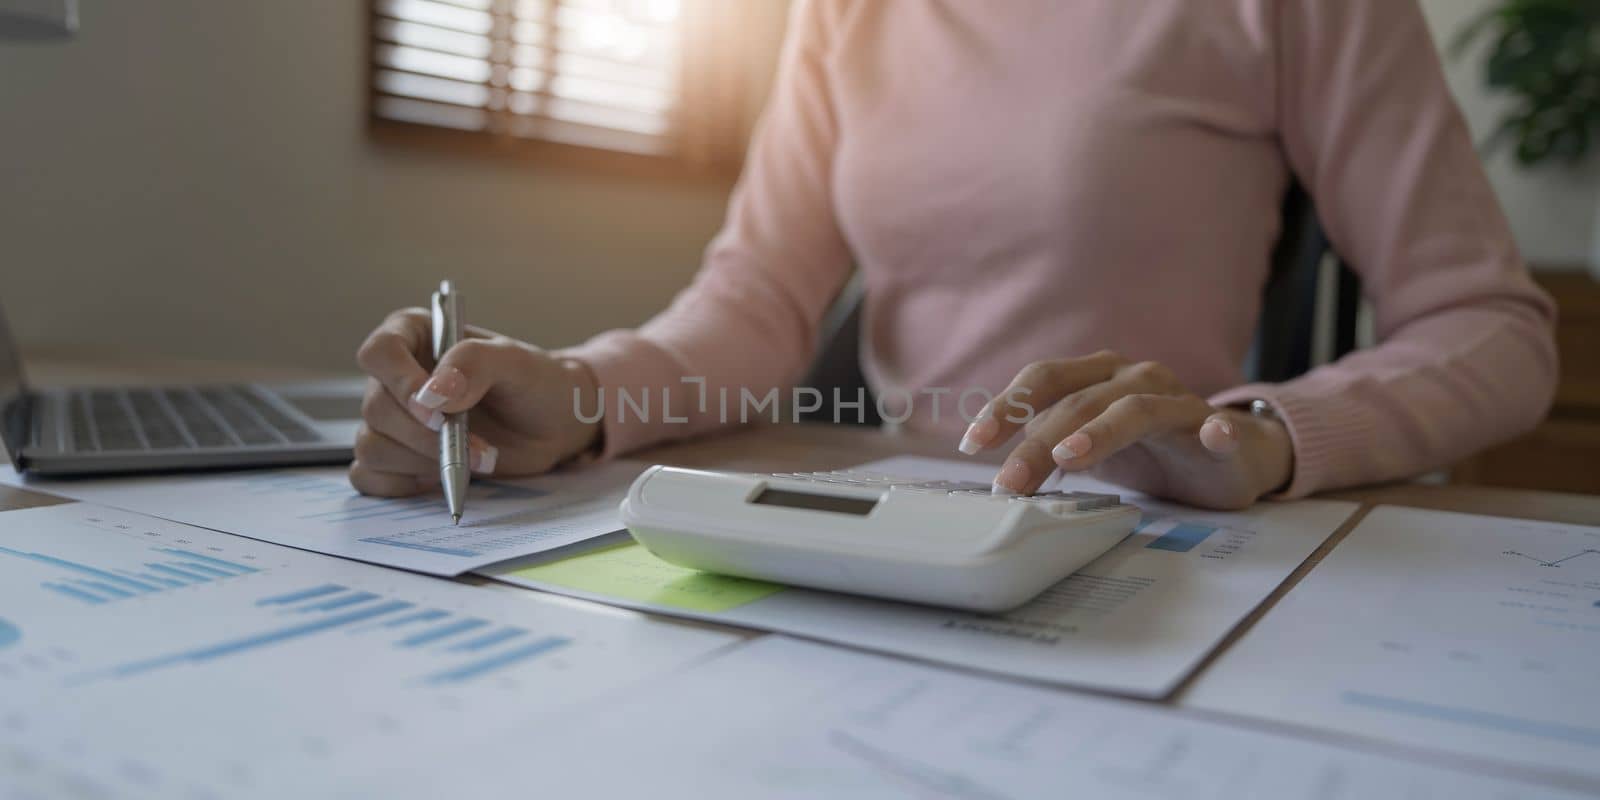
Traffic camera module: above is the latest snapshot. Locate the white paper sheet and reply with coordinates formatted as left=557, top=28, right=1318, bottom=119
left=1184, top=505, right=1600, bottom=782
left=0, top=460, right=642, bottom=574
left=365, top=636, right=1591, bottom=799
left=0, top=503, right=736, bottom=799
left=485, top=456, right=1358, bottom=696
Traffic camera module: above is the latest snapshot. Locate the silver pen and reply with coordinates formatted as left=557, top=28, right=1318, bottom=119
left=431, top=280, right=468, bottom=525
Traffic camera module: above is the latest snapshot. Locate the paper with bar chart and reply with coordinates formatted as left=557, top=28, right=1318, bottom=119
left=368, top=637, right=1586, bottom=799
left=486, top=456, right=1359, bottom=696
left=1185, top=505, right=1600, bottom=781
left=0, top=502, right=735, bottom=799
left=1, top=460, right=643, bottom=574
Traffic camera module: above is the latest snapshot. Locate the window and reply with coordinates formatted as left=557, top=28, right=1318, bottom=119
left=369, top=0, right=778, bottom=175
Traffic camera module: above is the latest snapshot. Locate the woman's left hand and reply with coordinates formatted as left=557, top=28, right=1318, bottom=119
left=957, top=351, right=1294, bottom=510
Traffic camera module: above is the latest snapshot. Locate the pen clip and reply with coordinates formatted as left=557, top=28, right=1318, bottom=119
left=431, top=280, right=460, bottom=362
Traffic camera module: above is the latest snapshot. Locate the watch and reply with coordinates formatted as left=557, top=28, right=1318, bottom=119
left=1246, top=399, right=1279, bottom=421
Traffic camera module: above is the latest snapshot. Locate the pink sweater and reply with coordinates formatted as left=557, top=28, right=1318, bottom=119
left=564, top=0, right=1557, bottom=498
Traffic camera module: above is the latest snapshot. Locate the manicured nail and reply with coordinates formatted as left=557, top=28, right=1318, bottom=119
left=1052, top=432, right=1092, bottom=463
left=472, top=445, right=498, bottom=474
left=1199, top=417, right=1239, bottom=454
left=423, top=411, right=444, bottom=431
left=992, top=458, right=1029, bottom=495
left=413, top=367, right=465, bottom=409
left=958, top=415, right=998, bottom=455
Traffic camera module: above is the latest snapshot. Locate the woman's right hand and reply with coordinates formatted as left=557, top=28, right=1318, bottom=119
left=349, top=308, right=602, bottom=497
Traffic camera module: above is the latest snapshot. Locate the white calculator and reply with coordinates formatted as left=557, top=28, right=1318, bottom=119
left=619, top=465, right=1140, bottom=612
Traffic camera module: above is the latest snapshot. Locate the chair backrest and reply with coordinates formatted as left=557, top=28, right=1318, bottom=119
left=1249, top=180, right=1361, bottom=383
left=800, top=179, right=1361, bottom=425
left=799, top=272, right=882, bottom=425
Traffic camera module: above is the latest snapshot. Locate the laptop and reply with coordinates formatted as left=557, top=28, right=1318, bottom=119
left=1, top=303, right=363, bottom=476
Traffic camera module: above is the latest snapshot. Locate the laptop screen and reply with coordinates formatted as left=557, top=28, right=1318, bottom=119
left=0, top=304, right=31, bottom=470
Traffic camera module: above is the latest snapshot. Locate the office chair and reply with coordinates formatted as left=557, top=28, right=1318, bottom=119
left=798, top=180, right=1361, bottom=425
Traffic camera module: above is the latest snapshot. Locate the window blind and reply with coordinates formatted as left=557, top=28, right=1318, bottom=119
left=371, top=0, right=685, bottom=157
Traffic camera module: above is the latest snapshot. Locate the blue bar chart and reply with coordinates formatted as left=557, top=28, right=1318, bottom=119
left=424, top=636, right=571, bottom=685
left=0, top=542, right=260, bottom=606
left=1145, top=522, right=1218, bottom=553
left=0, top=501, right=732, bottom=798
left=75, top=581, right=570, bottom=688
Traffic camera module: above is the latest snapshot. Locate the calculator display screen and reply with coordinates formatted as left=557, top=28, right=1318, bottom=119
left=750, top=488, right=878, bottom=516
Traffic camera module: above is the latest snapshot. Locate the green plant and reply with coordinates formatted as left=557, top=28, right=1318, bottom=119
left=1453, top=0, right=1600, bottom=166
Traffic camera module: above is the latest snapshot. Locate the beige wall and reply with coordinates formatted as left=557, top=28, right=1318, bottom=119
left=1, top=0, right=758, bottom=370
left=4, top=1, right=1593, bottom=373
left=1418, top=0, right=1600, bottom=273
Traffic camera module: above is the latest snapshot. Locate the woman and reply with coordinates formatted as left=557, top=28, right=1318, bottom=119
left=350, top=0, right=1555, bottom=510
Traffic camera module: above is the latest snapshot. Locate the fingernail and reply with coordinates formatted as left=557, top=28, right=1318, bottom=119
left=992, top=458, right=1029, bottom=495
left=423, top=411, right=444, bottom=431
left=1052, top=432, right=1092, bottom=463
left=413, top=367, right=465, bottom=409
left=1200, top=417, right=1239, bottom=454
left=958, top=416, right=998, bottom=455
left=472, top=445, right=498, bottom=475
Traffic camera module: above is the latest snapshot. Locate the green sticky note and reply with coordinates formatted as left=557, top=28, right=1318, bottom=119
left=508, top=541, right=785, bottom=613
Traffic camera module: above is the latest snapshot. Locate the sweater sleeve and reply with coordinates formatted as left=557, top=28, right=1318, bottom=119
left=1211, top=0, right=1558, bottom=497
left=558, top=0, right=854, bottom=457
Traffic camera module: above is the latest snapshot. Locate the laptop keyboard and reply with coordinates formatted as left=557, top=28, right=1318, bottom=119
left=67, top=386, right=321, bottom=452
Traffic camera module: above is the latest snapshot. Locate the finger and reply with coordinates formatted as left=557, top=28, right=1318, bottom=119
left=987, top=381, right=1132, bottom=494
left=356, top=309, right=433, bottom=407
left=409, top=338, right=533, bottom=416
left=958, top=351, right=1124, bottom=455
left=990, top=359, right=1191, bottom=494
left=348, top=460, right=437, bottom=497
left=353, top=426, right=436, bottom=477
left=361, top=383, right=440, bottom=457
left=357, top=408, right=501, bottom=477
left=458, top=415, right=559, bottom=477
left=1198, top=413, right=1241, bottom=457
left=1053, top=394, right=1218, bottom=472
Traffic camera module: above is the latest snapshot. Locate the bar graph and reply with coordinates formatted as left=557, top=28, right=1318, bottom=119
left=3, top=539, right=262, bottom=607
left=450, top=628, right=527, bottom=652
left=1139, top=518, right=1219, bottom=553
left=100, top=600, right=418, bottom=680
left=382, top=609, right=450, bottom=628
left=72, top=581, right=569, bottom=688
left=3, top=542, right=260, bottom=607
left=0, top=502, right=734, bottom=797
left=257, top=584, right=345, bottom=606
left=400, top=619, right=489, bottom=648
left=424, top=636, right=571, bottom=685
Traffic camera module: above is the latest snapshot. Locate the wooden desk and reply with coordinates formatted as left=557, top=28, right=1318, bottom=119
left=6, top=357, right=1600, bottom=697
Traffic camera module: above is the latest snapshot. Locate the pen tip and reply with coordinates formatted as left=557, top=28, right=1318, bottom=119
left=451, top=513, right=461, bottom=526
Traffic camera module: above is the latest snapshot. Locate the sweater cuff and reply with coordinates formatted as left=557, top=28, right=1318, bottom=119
left=1210, top=381, right=1383, bottom=499
left=556, top=331, right=691, bottom=460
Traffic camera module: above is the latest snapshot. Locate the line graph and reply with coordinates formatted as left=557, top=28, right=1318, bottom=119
left=1501, top=548, right=1600, bottom=568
